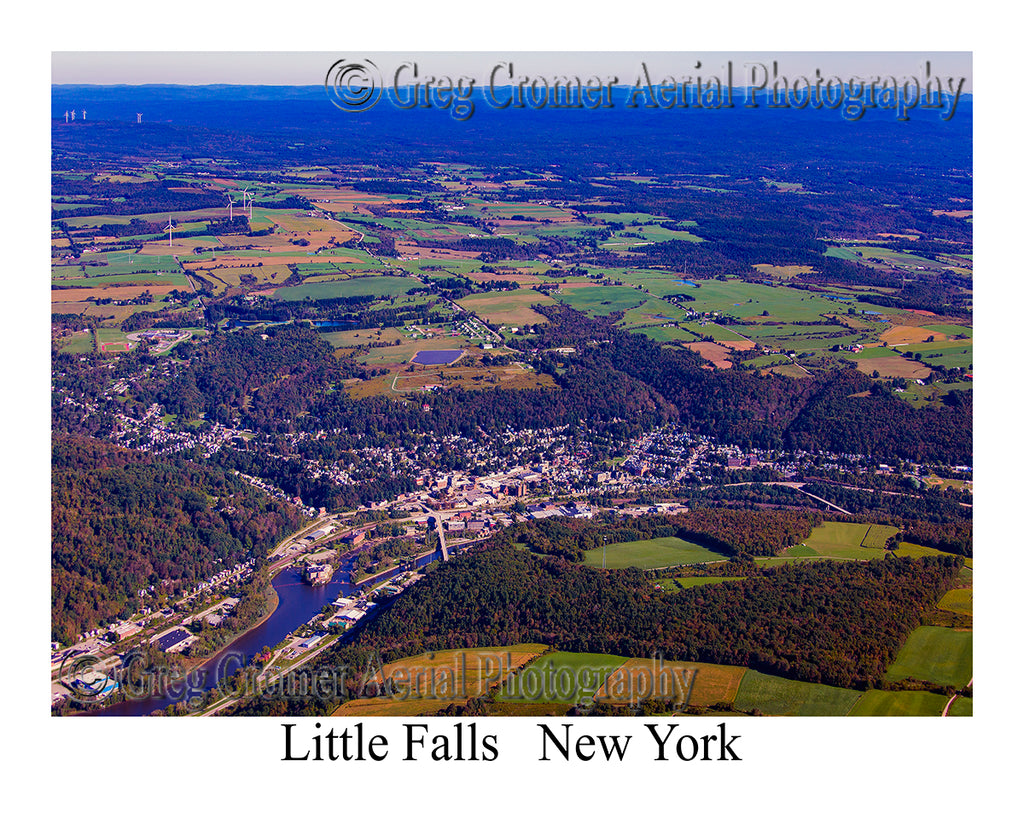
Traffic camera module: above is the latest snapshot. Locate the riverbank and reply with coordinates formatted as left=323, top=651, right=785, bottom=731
left=180, top=577, right=282, bottom=671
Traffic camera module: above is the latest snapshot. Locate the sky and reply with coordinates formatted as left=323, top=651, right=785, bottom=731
left=51, top=51, right=972, bottom=90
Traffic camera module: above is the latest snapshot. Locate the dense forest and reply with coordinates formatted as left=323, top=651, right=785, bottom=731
left=51, top=436, right=304, bottom=642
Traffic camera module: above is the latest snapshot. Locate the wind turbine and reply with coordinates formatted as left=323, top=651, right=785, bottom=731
left=82, top=110, right=86, bottom=121
left=64, top=110, right=69, bottom=123
left=165, top=217, right=176, bottom=248
left=136, top=113, right=142, bottom=123
left=226, top=194, right=234, bottom=221
left=70, top=110, right=76, bottom=121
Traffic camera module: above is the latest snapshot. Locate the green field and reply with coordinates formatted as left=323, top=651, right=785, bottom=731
left=883, top=626, right=972, bottom=688
left=630, top=325, right=701, bottom=344
left=848, top=690, right=949, bottom=716
left=456, top=290, right=555, bottom=325
left=937, top=588, right=973, bottom=616
left=554, top=285, right=649, bottom=316
left=733, top=670, right=862, bottom=716
left=764, top=521, right=900, bottom=564
left=901, top=339, right=973, bottom=369
left=892, top=540, right=973, bottom=569
left=923, top=323, right=972, bottom=338
left=947, top=696, right=973, bottom=716
left=582, top=536, right=728, bottom=569
left=55, top=251, right=183, bottom=277
left=496, top=652, right=628, bottom=704
left=271, top=276, right=420, bottom=301
left=653, top=576, right=746, bottom=591
left=57, top=329, right=95, bottom=353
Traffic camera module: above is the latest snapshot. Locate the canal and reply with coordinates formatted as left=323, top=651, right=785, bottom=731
left=93, top=549, right=441, bottom=716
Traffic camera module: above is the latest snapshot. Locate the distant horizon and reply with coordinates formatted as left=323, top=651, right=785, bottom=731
left=51, top=52, right=973, bottom=93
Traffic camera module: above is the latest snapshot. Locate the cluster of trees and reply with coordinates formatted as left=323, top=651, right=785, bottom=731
left=182, top=569, right=275, bottom=658
left=675, top=507, right=822, bottom=557
left=492, top=515, right=682, bottom=562
left=51, top=436, right=303, bottom=642
left=143, top=324, right=345, bottom=431
left=212, top=448, right=419, bottom=511
left=50, top=178, right=226, bottom=219
left=493, top=508, right=821, bottom=562
left=351, top=537, right=421, bottom=581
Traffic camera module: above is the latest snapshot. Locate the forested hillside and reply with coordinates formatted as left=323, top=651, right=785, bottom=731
left=51, top=436, right=303, bottom=641
left=351, top=545, right=959, bottom=689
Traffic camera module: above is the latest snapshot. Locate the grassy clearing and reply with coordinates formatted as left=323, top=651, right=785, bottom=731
left=57, top=329, right=95, bottom=353
left=733, top=670, right=862, bottom=716
left=884, top=626, right=972, bottom=688
left=761, top=521, right=900, bottom=564
left=496, top=652, right=628, bottom=704
left=553, top=285, right=648, bottom=316
left=947, top=697, right=973, bottom=716
left=582, top=536, right=728, bottom=569
left=630, top=325, right=701, bottom=344
left=892, top=541, right=972, bottom=569
left=652, top=576, right=746, bottom=591
left=271, top=276, right=419, bottom=301
left=457, top=290, right=555, bottom=325
left=937, top=588, right=973, bottom=616
left=848, top=690, right=949, bottom=716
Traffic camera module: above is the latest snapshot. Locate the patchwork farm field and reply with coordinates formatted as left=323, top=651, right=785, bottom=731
left=331, top=644, right=548, bottom=716
left=937, top=588, right=973, bottom=616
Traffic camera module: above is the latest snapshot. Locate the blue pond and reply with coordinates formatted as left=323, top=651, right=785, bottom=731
left=412, top=349, right=463, bottom=365
left=674, top=280, right=698, bottom=286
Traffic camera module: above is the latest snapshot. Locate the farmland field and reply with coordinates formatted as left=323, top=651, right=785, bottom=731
left=496, top=652, right=628, bottom=704
left=733, top=670, right=862, bottom=716
left=270, top=276, right=419, bottom=301
left=848, top=690, right=949, bottom=716
left=937, top=588, right=973, bottom=616
left=553, top=285, right=648, bottom=316
left=766, top=521, right=900, bottom=563
left=682, top=341, right=734, bottom=368
left=883, top=626, right=972, bottom=688
left=457, top=290, right=556, bottom=325
left=653, top=576, right=746, bottom=590
left=331, top=644, right=548, bottom=715
left=596, top=659, right=745, bottom=709
left=947, top=697, right=973, bottom=716
left=582, top=536, right=728, bottom=569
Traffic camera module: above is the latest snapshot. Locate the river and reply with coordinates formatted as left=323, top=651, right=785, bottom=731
left=92, top=549, right=441, bottom=716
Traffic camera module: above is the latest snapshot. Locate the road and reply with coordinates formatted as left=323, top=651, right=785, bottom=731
left=701, top=480, right=853, bottom=515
